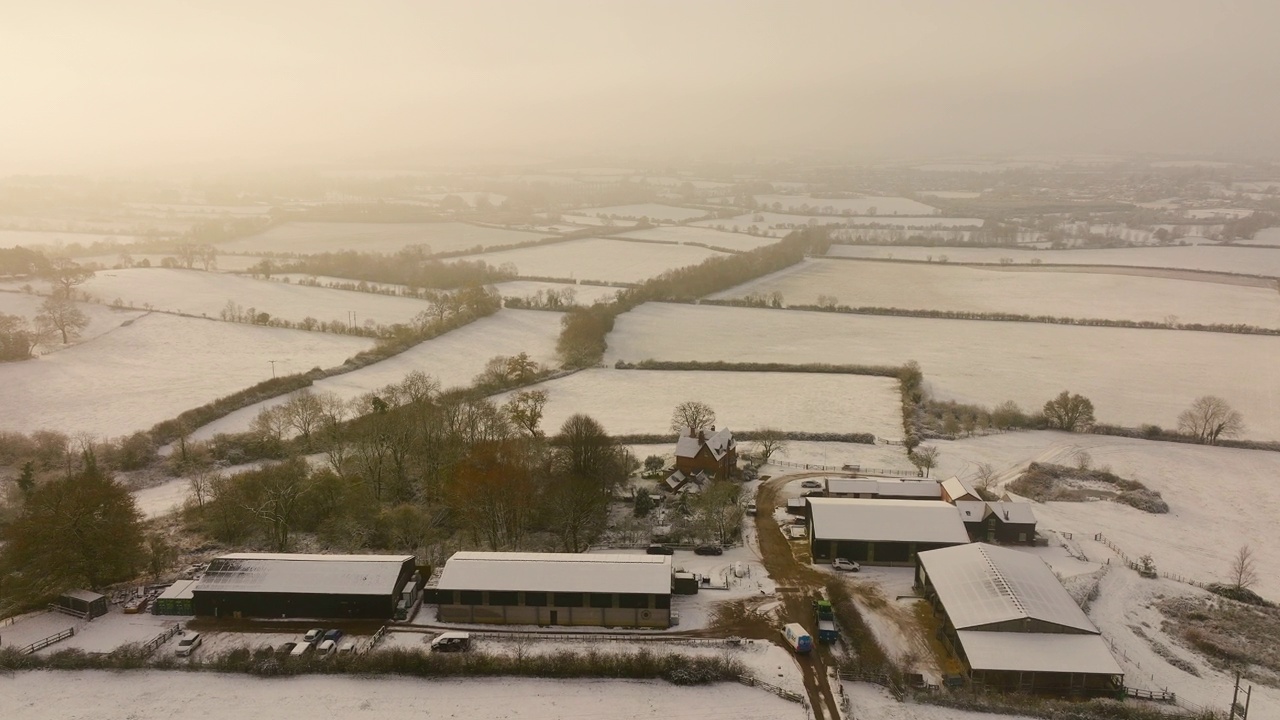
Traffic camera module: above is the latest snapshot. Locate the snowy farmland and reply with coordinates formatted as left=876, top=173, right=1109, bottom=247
left=0, top=229, right=143, bottom=250
left=492, top=368, right=904, bottom=439
left=616, top=225, right=780, bottom=251
left=2, top=672, right=805, bottom=720
left=575, top=203, right=710, bottom=222
left=605, top=303, right=1280, bottom=440
left=217, top=221, right=546, bottom=255
left=0, top=291, right=145, bottom=348
left=711, top=258, right=1280, bottom=328
left=451, top=238, right=727, bottom=284
left=828, top=243, right=1280, bottom=277
left=0, top=313, right=373, bottom=439
left=491, top=280, right=622, bottom=305
left=80, top=267, right=435, bottom=327
left=752, top=195, right=939, bottom=215
left=191, top=309, right=562, bottom=439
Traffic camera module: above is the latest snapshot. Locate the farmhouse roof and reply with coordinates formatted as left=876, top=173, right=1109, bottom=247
left=954, top=501, right=990, bottom=522
left=956, top=631, right=1123, bottom=675
left=917, top=543, right=1096, bottom=633
left=675, top=434, right=702, bottom=458
left=437, top=552, right=672, bottom=595
left=806, top=498, right=970, bottom=544
left=193, top=553, right=413, bottom=597
left=705, top=428, right=735, bottom=460
left=988, top=501, right=1036, bottom=525
left=941, top=476, right=980, bottom=502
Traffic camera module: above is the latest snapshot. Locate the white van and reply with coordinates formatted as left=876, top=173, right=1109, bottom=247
left=781, top=623, right=812, bottom=654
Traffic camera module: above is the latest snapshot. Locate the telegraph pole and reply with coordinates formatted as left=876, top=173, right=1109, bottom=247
left=268, top=360, right=278, bottom=378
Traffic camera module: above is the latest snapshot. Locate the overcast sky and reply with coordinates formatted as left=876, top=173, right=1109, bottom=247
left=3, top=0, right=1279, bottom=173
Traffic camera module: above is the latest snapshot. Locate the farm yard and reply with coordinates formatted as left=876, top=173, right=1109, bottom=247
left=605, top=303, right=1280, bottom=440
left=827, top=243, right=1280, bottom=277
left=216, top=221, right=547, bottom=256
left=449, top=238, right=728, bottom=284
left=492, top=368, right=903, bottom=439
left=711, top=258, right=1280, bottom=328
left=0, top=313, right=373, bottom=439
left=190, top=308, right=563, bottom=439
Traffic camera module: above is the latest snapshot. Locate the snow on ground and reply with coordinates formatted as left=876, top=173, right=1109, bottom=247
left=616, top=225, right=781, bottom=251
left=575, top=203, right=710, bottom=222
left=80, top=267, right=437, bottom=327
left=556, top=213, right=639, bottom=227
left=217, top=221, right=546, bottom=255
left=927, top=431, right=1280, bottom=599
left=491, top=369, right=903, bottom=439
left=758, top=442, right=915, bottom=473
left=0, top=229, right=143, bottom=250
left=491, top=280, right=622, bottom=305
left=828, top=243, right=1280, bottom=277
left=0, top=291, right=145, bottom=349
left=694, top=212, right=980, bottom=235
left=710, top=258, right=1280, bottom=328
left=752, top=195, right=940, bottom=216
left=1, top=671, right=806, bottom=720
left=191, top=309, right=561, bottom=439
left=842, top=682, right=1038, bottom=720
left=1248, top=227, right=1280, bottom=246
left=605, top=303, right=1280, bottom=440
left=451, top=238, right=727, bottom=284
left=73, top=253, right=267, bottom=272
left=0, top=313, right=373, bottom=439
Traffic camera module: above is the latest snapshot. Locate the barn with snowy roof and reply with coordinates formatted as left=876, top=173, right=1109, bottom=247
left=806, top=498, right=970, bottom=565
left=432, top=552, right=673, bottom=628
left=915, top=543, right=1123, bottom=697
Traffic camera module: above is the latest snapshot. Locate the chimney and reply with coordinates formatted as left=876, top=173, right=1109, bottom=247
left=698, top=429, right=706, bottom=442
left=1003, top=508, right=1010, bottom=520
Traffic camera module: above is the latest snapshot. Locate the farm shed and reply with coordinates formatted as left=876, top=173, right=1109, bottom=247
left=915, top=543, right=1122, bottom=697
left=940, top=476, right=981, bottom=504
left=824, top=478, right=941, bottom=500
left=806, top=498, right=970, bottom=566
left=153, top=579, right=197, bottom=616
left=55, top=590, right=108, bottom=619
left=191, top=553, right=418, bottom=620
left=432, top=552, right=673, bottom=628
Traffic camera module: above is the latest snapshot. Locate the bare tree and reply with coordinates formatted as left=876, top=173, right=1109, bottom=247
left=1230, top=545, right=1258, bottom=592
left=971, top=462, right=998, bottom=492
left=1177, top=396, right=1245, bottom=445
left=909, top=445, right=941, bottom=478
left=670, top=401, right=716, bottom=434
left=36, top=294, right=88, bottom=344
left=751, top=428, right=789, bottom=464
left=503, top=389, right=549, bottom=437
left=1042, top=391, right=1095, bottom=432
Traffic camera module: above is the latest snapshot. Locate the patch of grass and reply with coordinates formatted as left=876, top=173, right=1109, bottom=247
left=1159, top=594, right=1280, bottom=687
left=1009, top=462, right=1168, bottom=513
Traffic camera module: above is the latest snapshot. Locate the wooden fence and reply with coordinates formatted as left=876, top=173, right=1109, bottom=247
left=838, top=669, right=905, bottom=700
left=134, top=623, right=182, bottom=657
left=736, top=674, right=805, bottom=704
left=18, top=627, right=74, bottom=655
left=1126, top=686, right=1177, bottom=704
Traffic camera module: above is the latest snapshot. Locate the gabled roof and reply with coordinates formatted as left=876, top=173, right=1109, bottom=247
left=675, top=434, right=703, bottom=458
left=954, top=501, right=990, bottom=522
left=988, top=501, right=1036, bottom=525
left=807, top=498, right=971, bottom=544
left=941, top=476, right=980, bottom=502
left=827, top=478, right=879, bottom=495
left=705, top=428, right=735, bottom=460
left=957, top=631, right=1123, bottom=675
left=917, top=543, right=1096, bottom=633
left=194, top=553, right=413, bottom=596
left=437, top=552, right=672, bottom=595
left=875, top=480, right=942, bottom=499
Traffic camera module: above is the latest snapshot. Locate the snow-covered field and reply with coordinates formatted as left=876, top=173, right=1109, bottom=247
left=73, top=253, right=267, bottom=272
left=828, top=243, right=1280, bottom=277
left=491, top=369, right=903, bottom=439
left=695, top=212, right=980, bottom=235
left=491, top=280, right=622, bottom=305
left=218, top=221, right=545, bottom=255
left=80, top=267, right=435, bottom=327
left=605, top=303, right=1280, bottom=440
left=1, top=672, right=805, bottom=720
left=710, top=258, right=1280, bottom=328
left=1247, top=227, right=1280, bottom=246
left=0, top=313, right=373, bottom=439
left=616, top=225, right=780, bottom=251
left=451, top=238, right=727, bottom=284
left=0, top=229, right=142, bottom=250
left=0, top=291, right=145, bottom=348
left=575, top=203, right=710, bottom=222
left=191, top=309, right=562, bottom=439
left=753, top=195, right=939, bottom=215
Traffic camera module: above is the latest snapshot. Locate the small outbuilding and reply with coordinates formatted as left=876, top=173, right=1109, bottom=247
left=153, top=579, right=198, bottom=616
left=940, top=476, right=982, bottom=504
left=55, top=590, right=108, bottom=619
left=433, top=552, right=673, bottom=628
left=807, top=498, right=970, bottom=566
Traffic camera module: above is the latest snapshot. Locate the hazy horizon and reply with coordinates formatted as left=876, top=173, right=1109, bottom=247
left=4, top=0, right=1280, bottom=175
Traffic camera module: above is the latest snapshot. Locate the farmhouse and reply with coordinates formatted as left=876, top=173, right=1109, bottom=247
left=674, top=426, right=737, bottom=481
left=954, top=501, right=1038, bottom=544
left=916, top=543, right=1123, bottom=697
left=806, top=498, right=970, bottom=566
left=190, top=553, right=419, bottom=620
left=433, top=552, right=673, bottom=628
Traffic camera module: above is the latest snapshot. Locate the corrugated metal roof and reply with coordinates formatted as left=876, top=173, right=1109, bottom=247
left=807, top=499, right=971, bottom=544
left=918, top=543, right=1096, bottom=633
left=827, top=478, right=878, bottom=495
left=437, top=552, right=672, bottom=595
left=61, top=589, right=105, bottom=603
left=193, top=553, right=412, bottom=596
left=875, top=480, right=942, bottom=498
left=957, top=631, right=1123, bottom=675
left=159, top=579, right=198, bottom=600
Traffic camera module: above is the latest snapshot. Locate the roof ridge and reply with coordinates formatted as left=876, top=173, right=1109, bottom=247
left=978, top=545, right=1028, bottom=617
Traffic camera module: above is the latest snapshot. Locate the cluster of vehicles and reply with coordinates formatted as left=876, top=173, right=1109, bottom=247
left=277, top=627, right=353, bottom=658
left=644, top=544, right=724, bottom=556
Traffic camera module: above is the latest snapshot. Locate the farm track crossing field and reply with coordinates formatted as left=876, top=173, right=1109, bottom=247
left=191, top=309, right=563, bottom=440
left=616, top=225, right=781, bottom=251
left=491, top=368, right=904, bottom=439
left=0, top=313, right=373, bottom=439
left=218, top=221, right=547, bottom=255
left=710, top=258, right=1280, bottom=328
left=450, top=237, right=728, bottom=284
left=80, top=267, right=437, bottom=327
left=827, top=243, right=1280, bottom=277
left=605, top=303, right=1280, bottom=440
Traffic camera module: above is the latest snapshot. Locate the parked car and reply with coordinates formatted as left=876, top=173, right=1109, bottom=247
left=430, top=631, right=471, bottom=652
left=831, top=558, right=860, bottom=572
left=323, top=629, right=344, bottom=644
left=694, top=545, right=723, bottom=556
left=337, top=641, right=357, bottom=655
left=646, top=544, right=674, bottom=555
left=745, top=502, right=757, bottom=516
left=800, top=480, right=823, bottom=489
left=175, top=631, right=202, bottom=657
left=290, top=641, right=314, bottom=657
left=316, top=639, right=337, bottom=657
left=303, top=627, right=326, bottom=643
left=276, top=641, right=298, bottom=656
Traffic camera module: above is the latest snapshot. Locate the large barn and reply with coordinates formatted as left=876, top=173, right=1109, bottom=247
left=432, top=552, right=673, bottom=628
left=191, top=553, right=419, bottom=620
left=916, top=543, right=1123, bottom=697
left=806, top=498, right=970, bottom=565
